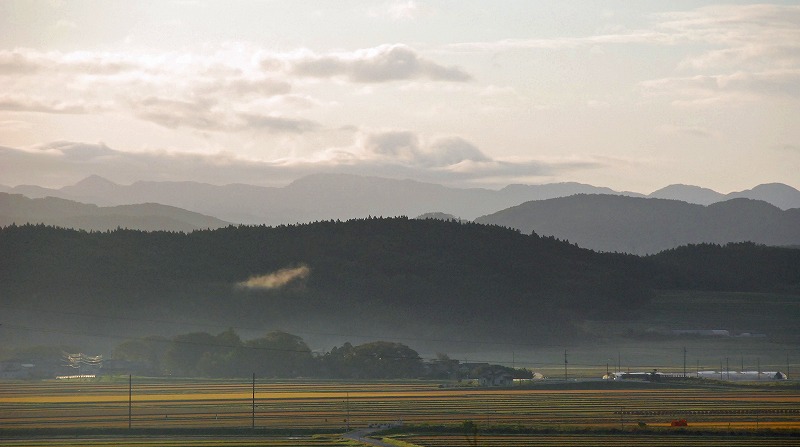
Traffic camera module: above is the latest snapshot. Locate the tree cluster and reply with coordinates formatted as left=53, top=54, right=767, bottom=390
left=113, top=329, right=443, bottom=379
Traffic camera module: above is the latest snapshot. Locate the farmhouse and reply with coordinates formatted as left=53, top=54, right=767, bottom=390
left=697, top=370, right=788, bottom=381
left=478, top=369, right=514, bottom=387
left=63, top=352, right=103, bottom=375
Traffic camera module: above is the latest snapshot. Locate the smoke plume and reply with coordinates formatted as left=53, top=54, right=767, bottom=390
left=237, top=265, right=310, bottom=290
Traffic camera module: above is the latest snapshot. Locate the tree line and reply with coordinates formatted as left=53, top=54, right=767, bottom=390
left=110, top=329, right=531, bottom=380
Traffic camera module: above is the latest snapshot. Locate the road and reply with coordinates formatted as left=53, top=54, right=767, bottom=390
left=342, top=428, right=398, bottom=447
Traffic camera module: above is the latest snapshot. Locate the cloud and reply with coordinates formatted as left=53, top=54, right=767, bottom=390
left=439, top=157, right=600, bottom=180
left=659, top=4, right=800, bottom=70
left=295, top=129, right=600, bottom=184
left=0, top=50, right=45, bottom=74
left=237, top=265, right=310, bottom=290
left=0, top=49, right=138, bottom=76
left=0, top=120, right=32, bottom=131
left=446, top=31, right=676, bottom=52
left=0, top=44, right=468, bottom=137
left=388, top=1, right=421, bottom=20
left=130, top=96, right=228, bottom=130
left=384, top=0, right=428, bottom=21
left=640, top=70, right=800, bottom=105
left=38, top=141, right=119, bottom=160
left=655, top=4, right=800, bottom=42
left=0, top=94, right=99, bottom=114
left=641, top=4, right=800, bottom=105
left=678, top=44, right=800, bottom=72
left=350, top=130, right=489, bottom=168
left=425, top=137, right=490, bottom=166
left=0, top=138, right=603, bottom=190
left=361, top=130, right=420, bottom=160
left=447, top=4, right=800, bottom=56
left=238, top=113, right=321, bottom=133
left=0, top=142, right=297, bottom=187
left=126, top=95, right=321, bottom=133
left=0, top=142, right=146, bottom=188
left=0, top=47, right=307, bottom=134
left=192, top=76, right=292, bottom=99
left=280, top=44, right=472, bottom=83
left=657, top=124, right=714, bottom=138
left=444, top=4, right=800, bottom=107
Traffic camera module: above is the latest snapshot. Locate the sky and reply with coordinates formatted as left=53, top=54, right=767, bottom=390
left=0, top=0, right=798, bottom=193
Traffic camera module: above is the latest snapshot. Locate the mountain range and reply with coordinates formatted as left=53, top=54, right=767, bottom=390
left=2, top=174, right=798, bottom=226
left=476, top=194, right=800, bottom=255
left=2, top=174, right=799, bottom=254
left=0, top=193, right=228, bottom=232
left=648, top=182, right=800, bottom=209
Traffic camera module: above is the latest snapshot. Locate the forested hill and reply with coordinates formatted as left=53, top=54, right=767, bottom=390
left=1, top=219, right=798, bottom=346
left=0, top=192, right=229, bottom=232
left=648, top=242, right=800, bottom=292
left=476, top=195, right=800, bottom=255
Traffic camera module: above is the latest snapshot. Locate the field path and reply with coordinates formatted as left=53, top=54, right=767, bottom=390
left=342, top=428, right=398, bottom=447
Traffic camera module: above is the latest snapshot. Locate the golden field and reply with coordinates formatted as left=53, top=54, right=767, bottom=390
left=2, top=379, right=800, bottom=429
left=1, top=378, right=799, bottom=446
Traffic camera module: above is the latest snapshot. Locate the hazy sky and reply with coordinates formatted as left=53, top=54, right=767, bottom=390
left=1, top=0, right=798, bottom=192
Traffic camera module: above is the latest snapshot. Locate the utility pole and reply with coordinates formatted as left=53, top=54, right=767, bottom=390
left=252, top=373, right=255, bottom=430
left=564, top=350, right=568, bottom=381
left=683, top=347, right=687, bottom=378
left=757, top=358, right=761, bottom=380
left=128, top=374, right=132, bottom=429
left=726, top=357, right=730, bottom=380
left=346, top=392, right=350, bottom=431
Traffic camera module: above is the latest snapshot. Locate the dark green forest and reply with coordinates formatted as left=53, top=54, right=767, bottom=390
left=1, top=218, right=798, bottom=347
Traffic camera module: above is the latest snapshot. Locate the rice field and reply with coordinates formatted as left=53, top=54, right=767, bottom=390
left=0, top=434, right=350, bottom=447
left=1, top=378, right=798, bottom=445
left=392, top=433, right=800, bottom=447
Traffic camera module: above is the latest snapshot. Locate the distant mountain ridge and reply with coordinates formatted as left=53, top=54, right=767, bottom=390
left=0, top=193, right=229, bottom=232
left=648, top=184, right=725, bottom=205
left=1, top=174, right=797, bottom=227
left=649, top=182, right=800, bottom=209
left=476, top=194, right=800, bottom=255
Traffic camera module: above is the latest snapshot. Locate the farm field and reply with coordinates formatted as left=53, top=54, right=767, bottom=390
left=0, top=434, right=350, bottom=447
left=393, top=432, right=800, bottom=446
left=1, top=378, right=799, bottom=446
